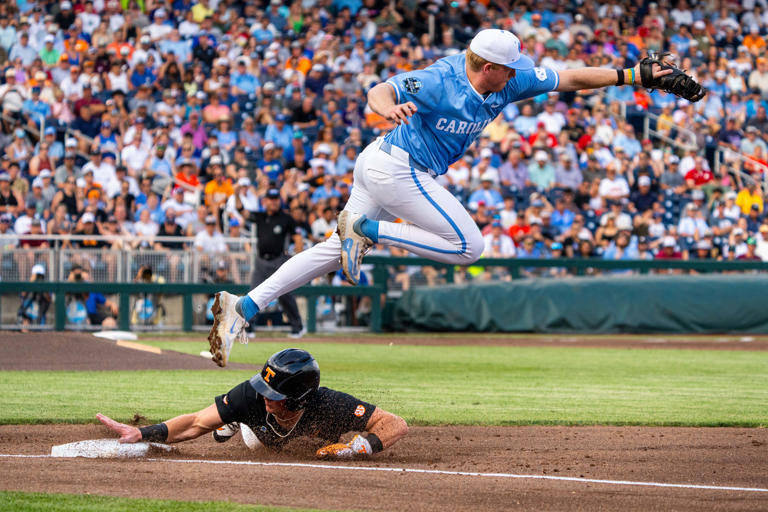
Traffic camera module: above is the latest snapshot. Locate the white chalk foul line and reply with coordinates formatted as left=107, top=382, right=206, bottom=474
left=2, top=453, right=766, bottom=493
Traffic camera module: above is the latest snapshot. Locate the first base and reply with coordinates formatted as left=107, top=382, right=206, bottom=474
left=93, top=331, right=139, bottom=341
left=51, top=439, right=172, bottom=458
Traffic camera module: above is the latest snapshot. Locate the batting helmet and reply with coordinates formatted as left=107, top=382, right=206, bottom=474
left=249, top=348, right=320, bottom=411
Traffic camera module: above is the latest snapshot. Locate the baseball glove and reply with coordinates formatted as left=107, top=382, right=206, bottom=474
left=638, top=52, right=707, bottom=102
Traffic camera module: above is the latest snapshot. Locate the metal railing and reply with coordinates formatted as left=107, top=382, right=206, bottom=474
left=642, top=111, right=698, bottom=152
left=0, top=243, right=257, bottom=284
left=714, top=142, right=768, bottom=196
left=3, top=256, right=768, bottom=334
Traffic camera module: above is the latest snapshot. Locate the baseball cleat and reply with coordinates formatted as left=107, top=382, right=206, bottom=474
left=212, top=422, right=240, bottom=443
left=207, top=291, right=248, bottom=367
left=337, top=211, right=372, bottom=285
left=288, top=327, right=307, bottom=339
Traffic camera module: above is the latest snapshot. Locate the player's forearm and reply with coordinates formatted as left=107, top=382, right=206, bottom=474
left=163, top=412, right=214, bottom=442
left=367, top=83, right=397, bottom=117
left=557, top=67, right=632, bottom=92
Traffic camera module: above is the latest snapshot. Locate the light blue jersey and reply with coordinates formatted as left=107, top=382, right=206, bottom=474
left=385, top=52, right=559, bottom=175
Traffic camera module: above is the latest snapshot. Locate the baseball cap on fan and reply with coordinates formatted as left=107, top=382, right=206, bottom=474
left=469, top=29, right=534, bottom=70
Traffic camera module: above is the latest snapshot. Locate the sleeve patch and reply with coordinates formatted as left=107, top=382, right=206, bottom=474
left=403, top=77, right=422, bottom=94
left=354, top=405, right=366, bottom=417
left=534, top=67, right=547, bottom=81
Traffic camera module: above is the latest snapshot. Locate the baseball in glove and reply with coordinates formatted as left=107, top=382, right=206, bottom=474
left=638, top=52, right=707, bottom=102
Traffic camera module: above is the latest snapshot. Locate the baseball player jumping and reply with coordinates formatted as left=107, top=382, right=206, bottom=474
left=97, top=348, right=408, bottom=458
left=208, top=29, right=704, bottom=366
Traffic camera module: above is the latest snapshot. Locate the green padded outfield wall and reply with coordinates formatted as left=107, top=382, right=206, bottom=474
left=391, top=274, right=768, bottom=333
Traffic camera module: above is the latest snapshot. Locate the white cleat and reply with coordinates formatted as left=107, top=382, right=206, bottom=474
left=337, top=210, right=372, bottom=285
left=207, top=291, right=248, bottom=367
left=288, top=327, right=307, bottom=339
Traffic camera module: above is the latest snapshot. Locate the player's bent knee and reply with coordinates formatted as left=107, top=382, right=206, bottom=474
left=240, top=423, right=264, bottom=450
left=462, top=229, right=485, bottom=264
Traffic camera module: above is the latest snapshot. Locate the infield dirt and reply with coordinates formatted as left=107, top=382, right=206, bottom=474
left=1, top=332, right=766, bottom=511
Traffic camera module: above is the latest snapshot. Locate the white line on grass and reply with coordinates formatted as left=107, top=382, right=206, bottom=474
left=2, top=453, right=767, bottom=493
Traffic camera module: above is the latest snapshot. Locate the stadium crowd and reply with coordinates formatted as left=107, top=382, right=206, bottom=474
left=1, top=0, right=768, bottom=284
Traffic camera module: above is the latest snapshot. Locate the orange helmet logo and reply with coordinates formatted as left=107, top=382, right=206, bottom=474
left=264, top=367, right=276, bottom=383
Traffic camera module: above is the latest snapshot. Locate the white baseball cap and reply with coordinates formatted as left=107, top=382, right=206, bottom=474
left=480, top=170, right=495, bottom=182
left=469, top=29, right=534, bottom=70
left=32, top=264, right=46, bottom=276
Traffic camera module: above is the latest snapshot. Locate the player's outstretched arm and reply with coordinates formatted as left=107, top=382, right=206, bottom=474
left=367, top=82, right=417, bottom=125
left=97, top=404, right=224, bottom=444
left=556, top=63, right=672, bottom=92
left=364, top=407, right=408, bottom=448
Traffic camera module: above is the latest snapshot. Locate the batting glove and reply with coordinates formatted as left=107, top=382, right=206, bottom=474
left=316, top=434, right=372, bottom=459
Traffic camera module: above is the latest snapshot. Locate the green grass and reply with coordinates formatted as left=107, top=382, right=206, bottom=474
left=0, top=491, right=343, bottom=512
left=2, top=341, right=766, bottom=426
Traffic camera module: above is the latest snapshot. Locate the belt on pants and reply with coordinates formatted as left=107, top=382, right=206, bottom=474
left=379, top=140, right=438, bottom=178
left=258, top=253, right=283, bottom=261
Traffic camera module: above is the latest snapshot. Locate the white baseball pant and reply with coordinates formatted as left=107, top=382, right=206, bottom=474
left=247, top=138, right=484, bottom=309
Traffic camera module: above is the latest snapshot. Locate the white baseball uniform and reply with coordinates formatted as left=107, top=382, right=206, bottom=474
left=247, top=51, right=559, bottom=309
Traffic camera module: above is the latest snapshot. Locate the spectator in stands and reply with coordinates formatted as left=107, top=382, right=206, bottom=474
left=72, top=212, right=104, bottom=249
left=482, top=219, right=516, bottom=274
left=311, top=206, right=337, bottom=243
left=154, top=212, right=186, bottom=251
left=194, top=214, right=226, bottom=254
left=612, top=123, right=642, bottom=159
left=0, top=172, right=22, bottom=216
left=528, top=150, right=555, bottom=191
left=678, top=203, right=709, bottom=239
left=0, top=212, right=16, bottom=248
left=684, top=156, right=714, bottom=191
left=746, top=204, right=763, bottom=235
left=468, top=172, right=503, bottom=212
left=553, top=153, right=582, bottom=190
left=204, top=166, right=233, bottom=219
left=736, top=181, right=763, bottom=214
left=740, top=126, right=767, bottom=156
left=550, top=197, right=574, bottom=235
left=629, top=176, right=656, bottom=213
left=659, top=155, right=686, bottom=194
left=528, top=121, right=557, bottom=150
left=598, top=162, right=630, bottom=203
left=513, top=103, right=537, bottom=136
left=264, top=113, right=293, bottom=153
left=132, top=207, right=158, bottom=249
left=656, top=236, right=683, bottom=261
left=726, top=228, right=749, bottom=260
left=756, top=225, right=768, bottom=261
left=738, top=237, right=761, bottom=261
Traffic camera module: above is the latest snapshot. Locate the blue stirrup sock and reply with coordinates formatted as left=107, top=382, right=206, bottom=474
left=235, top=295, right=259, bottom=322
left=357, top=218, right=379, bottom=243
